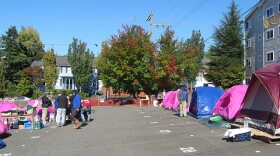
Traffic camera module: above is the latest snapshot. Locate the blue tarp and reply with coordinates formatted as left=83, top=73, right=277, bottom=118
left=188, top=87, right=224, bottom=119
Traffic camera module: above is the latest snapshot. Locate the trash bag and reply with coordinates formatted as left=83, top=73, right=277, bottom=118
left=0, top=139, right=6, bottom=149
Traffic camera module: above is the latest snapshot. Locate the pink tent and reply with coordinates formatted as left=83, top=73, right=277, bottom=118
left=162, top=91, right=180, bottom=109
left=0, top=121, right=8, bottom=136
left=212, top=85, right=248, bottom=120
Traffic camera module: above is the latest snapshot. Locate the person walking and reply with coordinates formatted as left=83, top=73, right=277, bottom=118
left=177, top=84, right=189, bottom=117
left=56, top=91, right=68, bottom=127
left=41, top=92, right=52, bottom=127
left=71, top=90, right=82, bottom=129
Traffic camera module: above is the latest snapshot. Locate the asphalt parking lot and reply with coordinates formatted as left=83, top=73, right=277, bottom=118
left=1, top=106, right=279, bottom=156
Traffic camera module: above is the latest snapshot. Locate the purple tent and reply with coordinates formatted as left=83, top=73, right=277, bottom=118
left=212, top=85, right=248, bottom=120
left=162, top=91, right=180, bottom=109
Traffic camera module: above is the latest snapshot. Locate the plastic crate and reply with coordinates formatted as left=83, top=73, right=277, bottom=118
left=24, top=122, right=32, bottom=129
left=232, top=131, right=251, bottom=142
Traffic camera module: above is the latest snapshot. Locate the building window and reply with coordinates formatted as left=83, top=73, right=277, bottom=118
left=245, top=78, right=251, bottom=85
left=258, top=55, right=261, bottom=61
left=266, top=29, right=274, bottom=40
left=278, top=25, right=280, bottom=36
left=60, top=67, right=63, bottom=73
left=245, top=20, right=251, bottom=29
left=246, top=38, right=251, bottom=48
left=258, top=14, right=262, bottom=20
left=258, top=34, right=262, bottom=41
left=246, top=58, right=251, bottom=66
left=65, top=67, right=68, bottom=73
left=266, top=51, right=274, bottom=62
left=266, top=7, right=274, bottom=18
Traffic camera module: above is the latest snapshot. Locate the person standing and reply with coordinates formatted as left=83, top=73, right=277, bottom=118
left=71, top=90, right=82, bottom=129
left=56, top=91, right=68, bottom=127
left=41, top=92, right=52, bottom=127
left=177, top=85, right=189, bottom=117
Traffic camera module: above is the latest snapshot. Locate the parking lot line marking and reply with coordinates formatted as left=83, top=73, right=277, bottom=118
left=30, top=136, right=41, bottom=139
left=150, top=122, right=158, bottom=124
left=180, top=147, right=197, bottom=153
left=160, top=130, right=171, bottom=133
left=0, top=153, right=12, bottom=156
left=144, top=116, right=151, bottom=118
left=255, top=151, right=260, bottom=153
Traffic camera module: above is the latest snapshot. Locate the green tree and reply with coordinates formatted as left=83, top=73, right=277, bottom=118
left=20, top=66, right=44, bottom=90
left=0, top=26, right=44, bottom=85
left=68, top=38, right=94, bottom=91
left=0, top=26, right=22, bottom=83
left=176, top=30, right=205, bottom=86
left=43, top=49, right=58, bottom=91
left=157, top=29, right=180, bottom=91
left=205, top=0, right=244, bottom=89
left=16, top=79, right=34, bottom=96
left=97, top=25, right=157, bottom=96
left=16, top=26, right=44, bottom=61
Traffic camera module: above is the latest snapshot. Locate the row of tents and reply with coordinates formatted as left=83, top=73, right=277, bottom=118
left=162, top=63, right=280, bottom=135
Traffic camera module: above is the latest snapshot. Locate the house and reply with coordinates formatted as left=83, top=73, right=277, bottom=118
left=31, top=56, right=99, bottom=95
left=244, top=0, right=280, bottom=84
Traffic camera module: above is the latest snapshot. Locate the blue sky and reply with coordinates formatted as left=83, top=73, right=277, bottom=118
left=0, top=0, right=259, bottom=56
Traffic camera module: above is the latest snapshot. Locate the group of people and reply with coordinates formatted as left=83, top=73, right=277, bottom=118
left=40, top=90, right=92, bottom=129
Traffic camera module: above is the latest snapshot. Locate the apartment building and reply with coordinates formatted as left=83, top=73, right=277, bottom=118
left=244, top=0, right=280, bottom=83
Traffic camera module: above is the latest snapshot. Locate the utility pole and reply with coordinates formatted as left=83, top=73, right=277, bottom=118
left=146, top=11, right=171, bottom=38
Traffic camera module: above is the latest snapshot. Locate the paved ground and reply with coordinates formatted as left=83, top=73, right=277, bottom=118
left=1, top=106, right=279, bottom=156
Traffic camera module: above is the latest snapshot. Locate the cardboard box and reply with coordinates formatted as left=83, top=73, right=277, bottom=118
left=19, top=125, right=24, bottom=129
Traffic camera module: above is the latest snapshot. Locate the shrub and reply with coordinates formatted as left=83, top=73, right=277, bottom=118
left=79, top=92, right=89, bottom=99
left=32, top=90, right=44, bottom=99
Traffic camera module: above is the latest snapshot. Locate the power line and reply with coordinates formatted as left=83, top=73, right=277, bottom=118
left=173, top=0, right=208, bottom=27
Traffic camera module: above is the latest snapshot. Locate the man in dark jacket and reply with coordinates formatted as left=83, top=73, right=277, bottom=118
left=71, top=90, right=82, bottom=129
left=56, top=91, right=68, bottom=127
left=42, top=92, right=52, bottom=127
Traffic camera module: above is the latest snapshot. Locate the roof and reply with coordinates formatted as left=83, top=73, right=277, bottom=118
left=244, top=0, right=266, bottom=20
left=30, top=56, right=98, bottom=67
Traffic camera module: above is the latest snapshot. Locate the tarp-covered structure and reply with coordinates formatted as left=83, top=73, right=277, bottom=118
left=212, top=85, right=248, bottom=121
left=236, top=63, right=280, bottom=135
left=188, top=87, right=224, bottom=119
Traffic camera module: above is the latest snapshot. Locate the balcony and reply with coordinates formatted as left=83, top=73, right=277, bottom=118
left=264, top=13, right=280, bottom=29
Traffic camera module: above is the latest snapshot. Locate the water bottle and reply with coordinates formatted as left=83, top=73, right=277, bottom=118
left=243, top=117, right=249, bottom=128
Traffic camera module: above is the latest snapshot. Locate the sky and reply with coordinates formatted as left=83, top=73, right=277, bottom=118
left=0, top=0, right=260, bottom=56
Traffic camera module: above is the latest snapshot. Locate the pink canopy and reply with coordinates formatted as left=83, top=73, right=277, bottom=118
left=162, top=91, right=180, bottom=109
left=23, top=99, right=55, bottom=116
left=212, top=85, right=248, bottom=120
left=0, top=101, right=18, bottom=113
